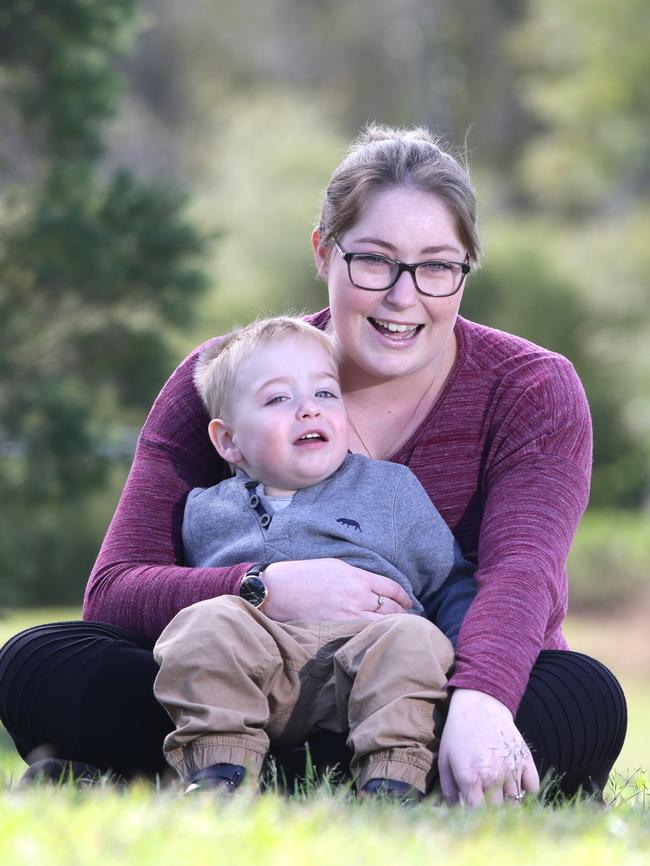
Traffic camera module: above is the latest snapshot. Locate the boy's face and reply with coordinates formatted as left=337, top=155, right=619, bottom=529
left=211, top=334, right=350, bottom=496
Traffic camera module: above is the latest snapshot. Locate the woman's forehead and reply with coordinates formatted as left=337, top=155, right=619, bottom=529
left=346, top=186, right=463, bottom=252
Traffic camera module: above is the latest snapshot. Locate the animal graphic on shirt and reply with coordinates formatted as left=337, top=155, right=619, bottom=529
left=336, top=517, right=362, bottom=532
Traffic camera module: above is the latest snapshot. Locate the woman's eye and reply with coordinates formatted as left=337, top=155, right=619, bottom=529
left=355, top=254, right=389, bottom=268
left=421, top=260, right=451, bottom=272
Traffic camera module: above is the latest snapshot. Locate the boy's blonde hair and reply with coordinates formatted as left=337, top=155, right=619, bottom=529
left=194, top=315, right=337, bottom=420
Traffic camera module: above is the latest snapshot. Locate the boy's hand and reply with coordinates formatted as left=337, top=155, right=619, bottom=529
left=438, top=688, right=540, bottom=807
left=262, top=558, right=413, bottom=621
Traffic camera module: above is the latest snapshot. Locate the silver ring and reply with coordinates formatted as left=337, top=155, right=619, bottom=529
left=508, top=792, right=525, bottom=801
left=374, top=594, right=386, bottom=612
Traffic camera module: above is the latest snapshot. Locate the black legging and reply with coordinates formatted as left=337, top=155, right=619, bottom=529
left=0, top=620, right=627, bottom=796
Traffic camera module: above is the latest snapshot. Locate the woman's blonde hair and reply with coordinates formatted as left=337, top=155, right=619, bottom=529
left=317, top=122, right=481, bottom=266
left=194, top=315, right=336, bottom=420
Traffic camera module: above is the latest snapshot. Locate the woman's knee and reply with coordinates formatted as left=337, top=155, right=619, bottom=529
left=0, top=620, right=131, bottom=703
left=522, top=650, right=626, bottom=730
left=0, top=620, right=162, bottom=767
left=516, top=649, right=627, bottom=796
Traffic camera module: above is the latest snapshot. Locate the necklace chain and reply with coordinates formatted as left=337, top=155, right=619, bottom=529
left=345, top=347, right=446, bottom=460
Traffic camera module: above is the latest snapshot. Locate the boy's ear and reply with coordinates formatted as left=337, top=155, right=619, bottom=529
left=208, top=418, right=241, bottom=464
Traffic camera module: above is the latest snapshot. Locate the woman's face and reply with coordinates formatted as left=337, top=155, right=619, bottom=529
left=314, top=186, right=467, bottom=384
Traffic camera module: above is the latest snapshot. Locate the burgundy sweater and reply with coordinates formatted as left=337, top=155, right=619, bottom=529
left=83, top=311, right=592, bottom=714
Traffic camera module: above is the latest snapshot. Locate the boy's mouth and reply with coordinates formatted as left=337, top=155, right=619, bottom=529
left=294, top=430, right=328, bottom=445
left=368, top=317, right=423, bottom=340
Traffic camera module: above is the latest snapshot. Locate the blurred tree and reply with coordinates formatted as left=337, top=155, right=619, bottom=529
left=0, top=0, right=207, bottom=603
left=188, top=89, right=345, bottom=340
left=506, top=0, right=650, bottom=506
left=512, top=0, right=649, bottom=214
left=462, top=221, right=646, bottom=506
left=114, top=0, right=532, bottom=192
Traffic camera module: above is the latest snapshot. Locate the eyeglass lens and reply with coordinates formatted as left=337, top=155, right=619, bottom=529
left=348, top=254, right=463, bottom=296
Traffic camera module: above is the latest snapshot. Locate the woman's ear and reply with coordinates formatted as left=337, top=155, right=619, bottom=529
left=208, top=418, right=241, bottom=464
left=311, top=227, right=330, bottom=280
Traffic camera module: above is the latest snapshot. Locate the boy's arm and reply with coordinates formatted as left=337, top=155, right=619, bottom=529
left=392, top=467, right=476, bottom=646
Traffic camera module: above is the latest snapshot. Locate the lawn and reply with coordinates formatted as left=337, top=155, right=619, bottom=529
left=1, top=606, right=648, bottom=866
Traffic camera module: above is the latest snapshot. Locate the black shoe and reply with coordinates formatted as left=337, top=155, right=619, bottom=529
left=185, top=763, right=247, bottom=795
left=361, top=778, right=424, bottom=802
left=19, top=758, right=109, bottom=788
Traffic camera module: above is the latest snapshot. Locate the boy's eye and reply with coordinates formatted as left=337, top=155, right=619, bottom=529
left=265, top=395, right=288, bottom=405
left=316, top=389, right=338, bottom=399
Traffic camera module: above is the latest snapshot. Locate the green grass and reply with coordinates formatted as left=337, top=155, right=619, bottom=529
left=1, top=779, right=649, bottom=866
left=0, top=608, right=82, bottom=646
left=1, top=608, right=649, bottom=866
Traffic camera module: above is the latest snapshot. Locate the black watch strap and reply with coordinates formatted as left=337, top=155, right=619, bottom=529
left=239, top=564, right=270, bottom=608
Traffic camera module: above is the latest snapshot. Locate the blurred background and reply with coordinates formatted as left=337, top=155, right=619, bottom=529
left=1, top=0, right=648, bottom=774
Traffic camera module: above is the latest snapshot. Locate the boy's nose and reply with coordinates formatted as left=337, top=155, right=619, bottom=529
left=298, top=399, right=320, bottom=418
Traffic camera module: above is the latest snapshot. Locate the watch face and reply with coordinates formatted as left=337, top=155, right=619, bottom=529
left=240, top=575, right=267, bottom=607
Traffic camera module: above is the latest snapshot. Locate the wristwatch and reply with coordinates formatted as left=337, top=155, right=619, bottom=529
left=239, top=564, right=269, bottom=608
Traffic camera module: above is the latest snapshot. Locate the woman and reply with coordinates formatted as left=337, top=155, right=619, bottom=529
left=0, top=124, right=626, bottom=803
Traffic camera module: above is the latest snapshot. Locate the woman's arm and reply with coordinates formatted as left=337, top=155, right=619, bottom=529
left=83, top=438, right=252, bottom=640
left=449, top=357, right=592, bottom=710
left=440, top=354, right=592, bottom=803
left=82, top=343, right=252, bottom=640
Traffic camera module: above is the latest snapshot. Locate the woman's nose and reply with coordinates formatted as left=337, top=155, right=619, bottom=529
left=383, top=270, right=419, bottom=308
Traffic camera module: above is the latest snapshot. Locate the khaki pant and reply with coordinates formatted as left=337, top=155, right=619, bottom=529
left=153, top=596, right=454, bottom=793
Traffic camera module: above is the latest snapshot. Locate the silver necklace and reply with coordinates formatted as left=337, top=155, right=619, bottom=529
left=345, top=347, right=446, bottom=460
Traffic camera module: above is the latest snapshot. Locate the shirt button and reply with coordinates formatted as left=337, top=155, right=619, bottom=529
left=259, top=514, right=271, bottom=528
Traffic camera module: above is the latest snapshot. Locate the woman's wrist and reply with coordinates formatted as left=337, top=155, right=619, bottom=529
left=449, top=687, right=514, bottom=721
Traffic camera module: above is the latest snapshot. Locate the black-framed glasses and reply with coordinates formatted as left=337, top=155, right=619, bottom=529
left=333, top=238, right=470, bottom=298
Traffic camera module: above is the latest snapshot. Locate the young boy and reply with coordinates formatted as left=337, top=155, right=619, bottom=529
left=153, top=316, right=476, bottom=800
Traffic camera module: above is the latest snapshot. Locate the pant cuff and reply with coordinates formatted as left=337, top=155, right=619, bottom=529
left=165, top=734, right=267, bottom=782
left=357, top=751, right=433, bottom=794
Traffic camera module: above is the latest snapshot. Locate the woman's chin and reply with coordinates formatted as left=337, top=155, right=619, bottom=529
left=357, top=341, right=437, bottom=382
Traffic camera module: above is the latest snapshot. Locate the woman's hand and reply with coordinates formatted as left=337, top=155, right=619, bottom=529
left=262, top=558, right=413, bottom=622
left=438, top=688, right=540, bottom=807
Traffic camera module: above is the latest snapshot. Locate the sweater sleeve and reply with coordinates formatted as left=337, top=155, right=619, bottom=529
left=448, top=356, right=592, bottom=713
left=82, top=345, right=252, bottom=640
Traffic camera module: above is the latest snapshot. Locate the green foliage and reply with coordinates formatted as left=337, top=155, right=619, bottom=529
left=0, top=469, right=128, bottom=606
left=567, top=510, right=650, bottom=612
left=0, top=0, right=136, bottom=164
left=503, top=0, right=650, bottom=504
left=512, top=0, right=650, bottom=212
left=0, top=1, right=207, bottom=604
left=187, top=89, right=344, bottom=341
left=462, top=220, right=648, bottom=506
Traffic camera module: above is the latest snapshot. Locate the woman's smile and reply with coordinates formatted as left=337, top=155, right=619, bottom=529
left=367, top=316, right=424, bottom=344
